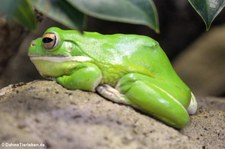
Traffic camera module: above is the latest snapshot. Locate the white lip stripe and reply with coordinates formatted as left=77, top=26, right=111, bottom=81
left=30, top=56, right=92, bottom=62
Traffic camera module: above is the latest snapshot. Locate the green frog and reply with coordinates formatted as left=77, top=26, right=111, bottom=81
left=28, top=27, right=197, bottom=128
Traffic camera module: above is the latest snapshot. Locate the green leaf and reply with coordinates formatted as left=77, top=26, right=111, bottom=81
left=188, top=0, right=225, bottom=30
left=31, top=0, right=85, bottom=30
left=67, top=0, right=159, bottom=33
left=0, top=0, right=37, bottom=30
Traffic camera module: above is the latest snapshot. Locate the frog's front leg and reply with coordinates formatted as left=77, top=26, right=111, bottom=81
left=56, top=63, right=102, bottom=91
left=115, top=73, right=190, bottom=129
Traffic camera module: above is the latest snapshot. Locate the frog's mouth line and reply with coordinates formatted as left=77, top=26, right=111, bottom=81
left=29, top=56, right=92, bottom=62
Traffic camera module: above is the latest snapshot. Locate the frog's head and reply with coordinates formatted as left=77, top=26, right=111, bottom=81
left=28, top=27, right=91, bottom=77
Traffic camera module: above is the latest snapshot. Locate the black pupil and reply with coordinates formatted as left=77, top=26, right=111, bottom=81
left=43, top=37, right=53, bottom=43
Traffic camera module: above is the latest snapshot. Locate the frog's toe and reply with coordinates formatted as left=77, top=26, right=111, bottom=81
left=96, top=84, right=130, bottom=105
left=187, top=92, right=198, bottom=115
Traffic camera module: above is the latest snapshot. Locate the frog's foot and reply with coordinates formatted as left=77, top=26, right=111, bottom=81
left=96, top=84, right=131, bottom=105
left=115, top=73, right=190, bottom=129
left=187, top=92, right=197, bottom=114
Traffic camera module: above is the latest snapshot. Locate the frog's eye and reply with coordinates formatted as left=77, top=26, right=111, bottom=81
left=42, top=33, right=58, bottom=49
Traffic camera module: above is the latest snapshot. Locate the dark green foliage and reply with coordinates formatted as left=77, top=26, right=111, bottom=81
left=0, top=0, right=36, bottom=30
left=189, top=0, right=225, bottom=30
left=0, top=0, right=224, bottom=32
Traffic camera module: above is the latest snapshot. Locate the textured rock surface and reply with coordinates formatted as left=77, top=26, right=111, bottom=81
left=0, top=81, right=224, bottom=149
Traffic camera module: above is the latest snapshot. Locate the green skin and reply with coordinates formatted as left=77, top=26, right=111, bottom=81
left=28, top=27, right=197, bottom=129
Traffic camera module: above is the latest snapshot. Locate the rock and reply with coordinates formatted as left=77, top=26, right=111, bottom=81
left=181, top=97, right=225, bottom=148
left=0, top=81, right=224, bottom=149
left=0, top=18, right=28, bottom=75
left=0, top=18, right=66, bottom=88
left=173, top=25, right=225, bottom=96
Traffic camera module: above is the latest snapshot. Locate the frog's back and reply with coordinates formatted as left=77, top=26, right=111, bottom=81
left=46, top=28, right=171, bottom=79
left=76, top=32, right=191, bottom=103
left=73, top=31, right=175, bottom=79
